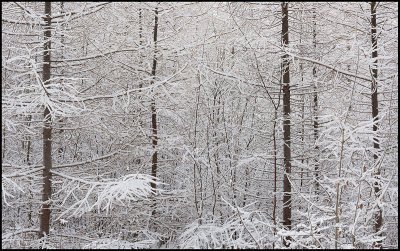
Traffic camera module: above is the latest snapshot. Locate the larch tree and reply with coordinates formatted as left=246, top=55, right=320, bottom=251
left=39, top=1, right=52, bottom=239
left=281, top=1, right=292, bottom=247
left=150, top=4, right=159, bottom=218
left=370, top=2, right=382, bottom=246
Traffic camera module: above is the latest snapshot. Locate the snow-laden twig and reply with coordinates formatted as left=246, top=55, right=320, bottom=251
left=2, top=228, right=40, bottom=239
left=221, top=197, right=261, bottom=249
left=52, top=171, right=164, bottom=220
left=286, top=51, right=371, bottom=82
left=83, top=237, right=157, bottom=249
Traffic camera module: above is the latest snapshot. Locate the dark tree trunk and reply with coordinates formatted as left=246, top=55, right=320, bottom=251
left=39, top=1, right=53, bottom=239
left=150, top=6, right=159, bottom=217
left=26, top=115, right=32, bottom=165
left=281, top=2, right=292, bottom=247
left=370, top=1, right=382, bottom=247
left=312, top=8, right=320, bottom=194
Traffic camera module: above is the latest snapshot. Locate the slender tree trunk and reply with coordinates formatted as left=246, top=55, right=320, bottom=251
left=299, top=10, right=304, bottom=191
left=312, top=8, right=320, bottom=194
left=25, top=115, right=33, bottom=227
left=335, top=129, right=345, bottom=249
left=2, top=124, right=5, bottom=163
left=25, top=115, right=32, bottom=165
left=138, top=8, right=143, bottom=90
left=57, top=1, right=65, bottom=160
left=281, top=2, right=292, bottom=247
left=272, top=109, right=278, bottom=248
left=370, top=1, right=382, bottom=247
left=39, top=1, right=53, bottom=239
left=300, top=78, right=304, bottom=189
left=150, top=6, right=159, bottom=217
left=193, top=83, right=202, bottom=224
left=136, top=8, right=145, bottom=167
left=312, top=8, right=321, bottom=239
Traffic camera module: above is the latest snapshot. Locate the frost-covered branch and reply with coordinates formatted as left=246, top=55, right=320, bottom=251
left=52, top=171, right=163, bottom=220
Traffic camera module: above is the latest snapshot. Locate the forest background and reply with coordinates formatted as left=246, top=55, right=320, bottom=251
left=2, top=2, right=398, bottom=249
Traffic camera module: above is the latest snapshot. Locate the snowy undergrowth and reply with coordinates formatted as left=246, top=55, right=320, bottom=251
left=177, top=201, right=279, bottom=249
left=83, top=238, right=157, bottom=249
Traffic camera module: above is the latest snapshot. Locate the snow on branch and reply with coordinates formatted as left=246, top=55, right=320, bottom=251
left=52, top=171, right=163, bottom=220
left=2, top=150, right=121, bottom=173
left=2, top=175, right=25, bottom=206
left=58, top=62, right=188, bottom=103
left=51, top=2, right=111, bottom=21
left=83, top=238, right=157, bottom=249
left=286, top=51, right=371, bottom=82
left=2, top=47, right=86, bottom=121
left=1, top=17, right=44, bottom=25
left=2, top=228, right=41, bottom=247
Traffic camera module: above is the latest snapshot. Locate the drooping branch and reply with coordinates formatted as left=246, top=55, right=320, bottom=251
left=286, top=52, right=371, bottom=82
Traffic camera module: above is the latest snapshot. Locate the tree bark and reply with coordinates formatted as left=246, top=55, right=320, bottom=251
left=39, top=1, right=53, bottom=239
left=370, top=1, right=382, bottom=247
left=150, top=6, right=159, bottom=217
left=281, top=2, right=292, bottom=247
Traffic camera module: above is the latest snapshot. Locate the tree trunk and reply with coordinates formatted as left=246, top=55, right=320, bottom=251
left=39, top=1, right=53, bottom=239
left=312, top=8, right=320, bottom=194
left=281, top=2, right=292, bottom=247
left=57, top=1, right=65, bottom=160
left=150, top=6, right=159, bottom=217
left=370, top=1, right=382, bottom=247
left=272, top=109, right=278, bottom=247
left=138, top=8, right=143, bottom=90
